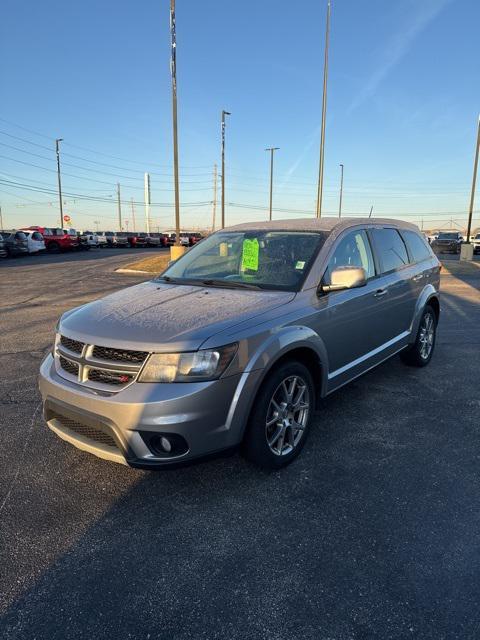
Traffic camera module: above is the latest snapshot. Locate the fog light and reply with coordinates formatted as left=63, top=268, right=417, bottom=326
left=160, top=436, right=172, bottom=453
left=143, top=432, right=189, bottom=458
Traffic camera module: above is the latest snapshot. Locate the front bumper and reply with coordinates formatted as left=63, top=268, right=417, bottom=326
left=39, top=354, right=262, bottom=468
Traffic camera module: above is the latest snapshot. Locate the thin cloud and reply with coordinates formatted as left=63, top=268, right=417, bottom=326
left=280, top=125, right=320, bottom=188
left=348, top=0, right=453, bottom=113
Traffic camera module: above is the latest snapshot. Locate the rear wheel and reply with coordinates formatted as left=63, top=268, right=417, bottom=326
left=400, top=305, right=437, bottom=367
left=47, top=241, right=60, bottom=253
left=243, top=361, right=314, bottom=469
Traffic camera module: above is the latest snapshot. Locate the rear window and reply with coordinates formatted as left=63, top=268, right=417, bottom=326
left=15, top=232, right=27, bottom=240
left=371, top=228, right=409, bottom=273
left=402, top=230, right=432, bottom=263
left=32, top=232, right=43, bottom=240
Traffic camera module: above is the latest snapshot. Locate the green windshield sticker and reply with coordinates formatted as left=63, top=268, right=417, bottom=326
left=241, top=238, right=259, bottom=271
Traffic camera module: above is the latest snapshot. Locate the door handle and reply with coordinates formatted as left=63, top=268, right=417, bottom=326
left=412, top=274, right=423, bottom=281
left=373, top=288, right=388, bottom=298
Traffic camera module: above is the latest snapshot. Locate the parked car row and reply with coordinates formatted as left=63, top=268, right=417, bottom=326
left=0, top=226, right=206, bottom=259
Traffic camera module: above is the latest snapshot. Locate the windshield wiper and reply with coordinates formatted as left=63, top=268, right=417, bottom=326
left=157, top=275, right=261, bottom=290
left=200, top=279, right=261, bottom=290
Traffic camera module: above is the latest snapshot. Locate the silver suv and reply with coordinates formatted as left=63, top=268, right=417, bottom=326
left=39, top=218, right=440, bottom=470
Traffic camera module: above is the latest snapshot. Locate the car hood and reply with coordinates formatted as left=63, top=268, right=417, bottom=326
left=60, top=280, right=295, bottom=351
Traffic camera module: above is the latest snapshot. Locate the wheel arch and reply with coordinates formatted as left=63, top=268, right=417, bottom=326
left=409, top=284, right=440, bottom=341
left=226, top=327, right=329, bottom=444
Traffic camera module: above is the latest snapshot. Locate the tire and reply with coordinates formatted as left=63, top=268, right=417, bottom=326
left=242, top=361, right=315, bottom=470
left=400, top=305, right=437, bottom=367
left=47, top=241, right=60, bottom=253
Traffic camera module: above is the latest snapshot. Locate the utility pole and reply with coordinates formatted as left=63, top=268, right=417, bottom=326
left=221, top=109, right=231, bottom=228
left=466, top=114, right=480, bottom=245
left=338, top=163, right=344, bottom=218
left=315, top=0, right=331, bottom=218
left=144, top=173, right=151, bottom=234
left=212, top=163, right=217, bottom=231
left=265, top=147, right=280, bottom=221
left=55, top=138, right=64, bottom=229
left=131, top=198, right=136, bottom=232
left=368, top=205, right=373, bottom=218
left=0, top=205, right=3, bottom=230
left=116, top=183, right=122, bottom=230
left=170, top=0, right=181, bottom=249
left=94, top=220, right=100, bottom=232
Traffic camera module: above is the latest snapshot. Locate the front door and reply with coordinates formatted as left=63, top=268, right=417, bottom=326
left=309, top=228, right=388, bottom=383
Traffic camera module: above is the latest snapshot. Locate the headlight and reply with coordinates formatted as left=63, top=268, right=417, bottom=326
left=138, top=343, right=238, bottom=383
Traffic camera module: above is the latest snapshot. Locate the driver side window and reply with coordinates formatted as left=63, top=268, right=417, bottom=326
left=324, top=229, right=375, bottom=284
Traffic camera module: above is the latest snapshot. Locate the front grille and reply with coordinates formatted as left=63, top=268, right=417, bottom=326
left=92, top=345, right=148, bottom=364
left=60, top=335, right=84, bottom=354
left=87, top=368, right=134, bottom=386
left=51, top=414, right=118, bottom=448
left=59, top=356, right=79, bottom=377
left=56, top=336, right=147, bottom=390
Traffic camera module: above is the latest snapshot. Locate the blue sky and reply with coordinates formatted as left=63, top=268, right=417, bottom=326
left=1, top=0, right=479, bottom=232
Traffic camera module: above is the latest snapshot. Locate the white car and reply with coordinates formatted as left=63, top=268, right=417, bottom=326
left=472, top=233, right=480, bottom=254
left=24, top=230, right=46, bottom=253
left=81, top=232, right=100, bottom=247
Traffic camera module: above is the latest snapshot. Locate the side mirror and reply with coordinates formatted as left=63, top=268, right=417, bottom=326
left=321, top=266, right=367, bottom=293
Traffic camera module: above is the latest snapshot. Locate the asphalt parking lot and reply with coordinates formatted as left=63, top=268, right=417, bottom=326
left=1, top=250, right=480, bottom=639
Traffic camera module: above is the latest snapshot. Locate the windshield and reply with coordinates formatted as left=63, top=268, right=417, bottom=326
left=159, top=230, right=326, bottom=291
left=438, top=233, right=458, bottom=240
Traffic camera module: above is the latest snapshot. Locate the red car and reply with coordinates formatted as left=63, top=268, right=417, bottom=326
left=21, top=226, right=79, bottom=252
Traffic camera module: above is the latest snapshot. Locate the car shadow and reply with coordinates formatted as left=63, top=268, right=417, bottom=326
left=2, top=350, right=480, bottom=639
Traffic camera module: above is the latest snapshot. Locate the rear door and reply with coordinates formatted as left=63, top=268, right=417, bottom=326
left=368, top=227, right=417, bottom=340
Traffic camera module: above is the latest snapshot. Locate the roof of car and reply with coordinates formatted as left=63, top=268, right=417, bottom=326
left=224, top=217, right=419, bottom=233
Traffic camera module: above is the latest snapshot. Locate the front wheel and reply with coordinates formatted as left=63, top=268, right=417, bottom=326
left=401, top=305, right=437, bottom=367
left=242, top=361, right=315, bottom=469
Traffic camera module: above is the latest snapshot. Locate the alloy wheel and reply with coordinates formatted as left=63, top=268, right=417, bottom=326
left=265, top=375, right=310, bottom=456
left=419, top=312, right=435, bottom=360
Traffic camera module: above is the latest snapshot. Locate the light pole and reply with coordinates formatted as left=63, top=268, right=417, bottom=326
left=144, top=173, right=151, bottom=234
left=116, top=182, right=122, bottom=230
left=265, top=147, right=280, bottom=221
left=221, top=109, right=231, bottom=229
left=131, top=197, right=136, bottom=232
left=338, top=163, right=344, bottom=218
left=466, top=115, right=480, bottom=248
left=315, top=0, right=331, bottom=218
left=170, top=0, right=182, bottom=254
left=55, top=138, right=64, bottom=229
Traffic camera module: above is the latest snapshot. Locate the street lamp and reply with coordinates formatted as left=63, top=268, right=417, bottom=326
left=338, top=163, right=344, bottom=218
left=170, top=0, right=182, bottom=254
left=55, top=138, right=64, bottom=229
left=221, top=109, right=231, bottom=229
left=315, top=0, right=331, bottom=218
left=464, top=114, right=480, bottom=257
left=265, top=147, right=280, bottom=221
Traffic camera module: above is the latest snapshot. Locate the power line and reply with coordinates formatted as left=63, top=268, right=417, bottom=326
left=0, top=116, right=212, bottom=171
